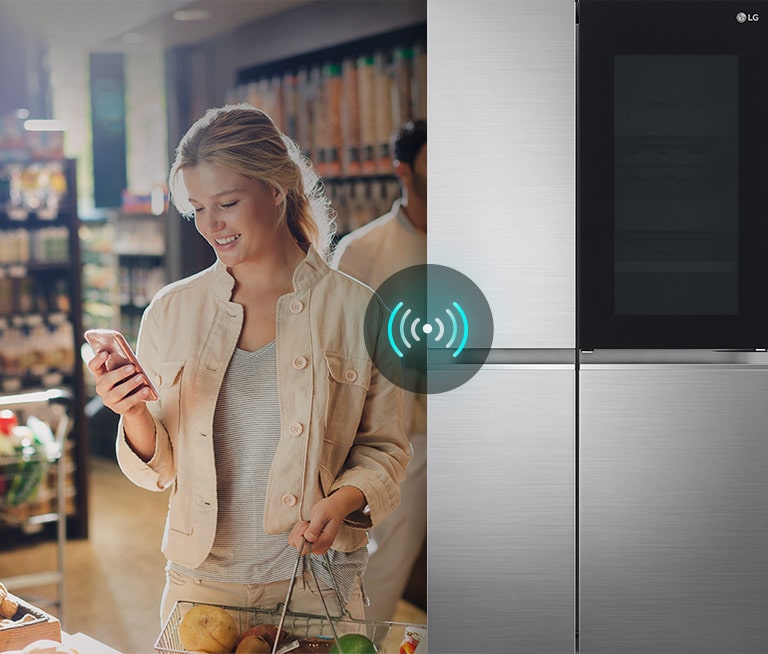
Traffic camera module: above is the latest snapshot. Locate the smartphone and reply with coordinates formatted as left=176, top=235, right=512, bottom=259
left=84, top=328, right=159, bottom=401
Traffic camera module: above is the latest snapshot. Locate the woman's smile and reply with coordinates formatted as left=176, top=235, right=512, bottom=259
left=214, top=234, right=241, bottom=246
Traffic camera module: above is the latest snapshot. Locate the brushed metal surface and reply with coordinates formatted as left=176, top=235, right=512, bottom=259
left=429, top=367, right=576, bottom=653
left=428, top=0, right=575, bottom=349
left=579, top=349, right=768, bottom=366
left=580, top=367, right=768, bottom=653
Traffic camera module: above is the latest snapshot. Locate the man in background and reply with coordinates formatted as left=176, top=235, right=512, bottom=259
left=331, top=120, right=427, bottom=623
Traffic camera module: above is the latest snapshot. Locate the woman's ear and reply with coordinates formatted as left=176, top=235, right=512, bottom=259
left=273, top=186, right=283, bottom=207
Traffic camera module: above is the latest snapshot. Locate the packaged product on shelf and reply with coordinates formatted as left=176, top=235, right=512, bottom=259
left=47, top=314, right=75, bottom=379
left=374, top=50, right=395, bottom=174
left=412, top=43, right=427, bottom=120
left=270, top=74, right=284, bottom=134
left=0, top=229, right=30, bottom=265
left=1, top=162, right=67, bottom=222
left=399, top=625, right=427, bottom=654
left=30, top=227, right=68, bottom=264
left=0, top=280, right=12, bottom=316
left=324, top=62, right=343, bottom=177
left=23, top=314, right=49, bottom=380
left=341, top=57, right=362, bottom=177
left=282, top=71, right=300, bottom=141
left=348, top=180, right=375, bottom=232
left=357, top=54, right=377, bottom=175
left=327, top=181, right=350, bottom=235
left=310, top=64, right=327, bottom=174
left=296, top=66, right=315, bottom=161
left=247, top=78, right=268, bottom=121
left=0, top=318, right=23, bottom=392
left=393, top=46, right=415, bottom=125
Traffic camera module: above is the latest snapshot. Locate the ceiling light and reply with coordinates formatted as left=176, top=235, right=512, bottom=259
left=24, top=119, right=68, bottom=132
left=172, top=8, right=212, bottom=21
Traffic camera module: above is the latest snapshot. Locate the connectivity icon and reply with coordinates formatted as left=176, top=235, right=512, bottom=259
left=364, top=264, right=493, bottom=394
left=387, top=301, right=469, bottom=358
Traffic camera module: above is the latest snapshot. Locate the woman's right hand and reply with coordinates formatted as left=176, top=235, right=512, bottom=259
left=88, top=350, right=154, bottom=417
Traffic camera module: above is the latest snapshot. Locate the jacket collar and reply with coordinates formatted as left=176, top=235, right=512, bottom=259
left=208, top=245, right=329, bottom=300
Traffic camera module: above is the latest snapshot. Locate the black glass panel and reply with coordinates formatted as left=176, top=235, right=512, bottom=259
left=614, top=55, right=739, bottom=316
left=577, top=1, right=768, bottom=349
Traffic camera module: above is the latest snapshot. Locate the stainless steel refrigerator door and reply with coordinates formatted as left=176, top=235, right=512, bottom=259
left=429, top=0, right=575, bottom=349
left=580, top=365, right=768, bottom=654
left=429, top=366, right=575, bottom=653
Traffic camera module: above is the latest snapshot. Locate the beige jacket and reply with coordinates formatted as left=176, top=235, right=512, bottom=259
left=116, top=247, right=410, bottom=569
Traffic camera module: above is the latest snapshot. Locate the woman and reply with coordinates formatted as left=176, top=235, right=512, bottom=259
left=87, top=104, right=410, bottom=624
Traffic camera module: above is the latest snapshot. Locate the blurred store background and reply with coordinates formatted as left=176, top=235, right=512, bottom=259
left=0, top=1, right=426, bottom=648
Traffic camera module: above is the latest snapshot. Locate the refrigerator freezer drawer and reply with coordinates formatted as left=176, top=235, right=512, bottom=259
left=580, top=366, right=768, bottom=654
left=429, top=366, right=575, bottom=653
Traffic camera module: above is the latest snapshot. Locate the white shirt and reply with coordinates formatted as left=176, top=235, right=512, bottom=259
left=332, top=199, right=427, bottom=291
left=332, top=200, right=427, bottom=435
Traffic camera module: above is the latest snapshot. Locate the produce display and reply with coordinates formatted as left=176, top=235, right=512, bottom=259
left=0, top=409, right=56, bottom=508
left=175, top=604, right=379, bottom=654
left=0, top=583, right=67, bottom=653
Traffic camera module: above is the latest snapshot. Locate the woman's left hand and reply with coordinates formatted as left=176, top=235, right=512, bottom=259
left=288, top=486, right=366, bottom=556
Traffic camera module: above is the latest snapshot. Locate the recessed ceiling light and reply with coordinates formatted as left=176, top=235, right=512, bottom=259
left=172, top=8, right=212, bottom=21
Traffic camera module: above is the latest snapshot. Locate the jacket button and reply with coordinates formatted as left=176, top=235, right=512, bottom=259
left=290, top=300, right=304, bottom=313
left=289, top=422, right=304, bottom=436
left=344, top=369, right=358, bottom=383
left=281, top=494, right=298, bottom=507
left=293, top=356, right=308, bottom=370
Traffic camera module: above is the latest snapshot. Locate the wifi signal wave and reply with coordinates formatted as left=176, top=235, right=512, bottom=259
left=387, top=301, right=469, bottom=358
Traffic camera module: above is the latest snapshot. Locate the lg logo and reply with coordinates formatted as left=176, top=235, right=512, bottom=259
left=736, top=12, right=759, bottom=22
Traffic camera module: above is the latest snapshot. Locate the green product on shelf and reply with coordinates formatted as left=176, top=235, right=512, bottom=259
left=2, top=450, right=45, bottom=507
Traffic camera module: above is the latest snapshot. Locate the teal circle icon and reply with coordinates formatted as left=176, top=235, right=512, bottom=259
left=365, top=264, right=493, bottom=394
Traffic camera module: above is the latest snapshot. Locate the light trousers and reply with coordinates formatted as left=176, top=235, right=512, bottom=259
left=362, top=431, right=427, bottom=623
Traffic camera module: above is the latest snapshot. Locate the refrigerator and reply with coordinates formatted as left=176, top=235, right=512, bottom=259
left=429, top=1, right=768, bottom=652
left=429, top=1, right=576, bottom=651
left=577, top=2, right=768, bottom=652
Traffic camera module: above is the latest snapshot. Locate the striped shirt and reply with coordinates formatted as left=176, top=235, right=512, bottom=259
left=171, top=342, right=367, bottom=604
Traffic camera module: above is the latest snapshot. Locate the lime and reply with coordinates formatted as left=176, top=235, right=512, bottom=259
left=329, top=633, right=378, bottom=654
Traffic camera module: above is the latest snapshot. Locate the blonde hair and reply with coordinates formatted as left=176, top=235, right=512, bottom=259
left=169, top=103, right=335, bottom=260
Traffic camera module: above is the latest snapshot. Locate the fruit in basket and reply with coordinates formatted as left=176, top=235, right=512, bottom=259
left=328, top=633, right=378, bottom=654
left=294, top=636, right=334, bottom=653
left=234, top=634, right=271, bottom=653
left=234, top=624, right=288, bottom=653
left=178, top=605, right=239, bottom=653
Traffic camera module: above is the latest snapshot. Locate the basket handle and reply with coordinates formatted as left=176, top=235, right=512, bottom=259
left=272, top=538, right=348, bottom=654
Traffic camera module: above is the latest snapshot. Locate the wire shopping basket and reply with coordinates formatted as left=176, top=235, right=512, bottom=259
left=155, top=539, right=426, bottom=653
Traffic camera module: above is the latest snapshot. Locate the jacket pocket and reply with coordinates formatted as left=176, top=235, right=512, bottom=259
left=323, top=352, right=371, bottom=448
